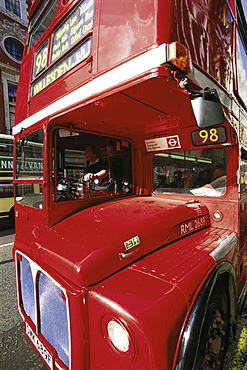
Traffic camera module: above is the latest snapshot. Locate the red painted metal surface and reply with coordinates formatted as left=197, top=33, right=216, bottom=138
left=15, top=0, right=234, bottom=124
left=12, top=0, right=247, bottom=369
left=26, top=197, right=209, bottom=286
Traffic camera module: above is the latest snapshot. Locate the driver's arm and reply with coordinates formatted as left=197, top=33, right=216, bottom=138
left=84, top=169, right=108, bottom=181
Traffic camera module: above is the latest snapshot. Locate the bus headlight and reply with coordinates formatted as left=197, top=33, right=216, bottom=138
left=107, top=320, right=130, bottom=352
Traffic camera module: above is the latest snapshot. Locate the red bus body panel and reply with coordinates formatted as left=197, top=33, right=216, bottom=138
left=15, top=0, right=232, bottom=124
left=12, top=0, right=247, bottom=369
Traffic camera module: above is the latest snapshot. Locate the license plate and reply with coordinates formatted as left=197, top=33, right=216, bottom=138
left=25, top=322, right=54, bottom=369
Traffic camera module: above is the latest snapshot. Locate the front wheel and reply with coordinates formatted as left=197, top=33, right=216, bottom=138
left=194, top=283, right=230, bottom=370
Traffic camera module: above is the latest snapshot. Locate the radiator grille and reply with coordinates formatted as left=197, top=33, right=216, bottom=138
left=19, top=255, right=70, bottom=368
left=20, top=255, right=36, bottom=323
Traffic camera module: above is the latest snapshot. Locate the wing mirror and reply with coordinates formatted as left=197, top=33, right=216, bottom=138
left=180, top=79, right=225, bottom=128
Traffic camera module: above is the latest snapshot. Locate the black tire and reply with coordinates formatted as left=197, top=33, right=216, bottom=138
left=194, top=282, right=230, bottom=370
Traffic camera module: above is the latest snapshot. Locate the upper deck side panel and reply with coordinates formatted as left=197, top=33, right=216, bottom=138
left=172, top=0, right=234, bottom=92
left=15, top=0, right=167, bottom=125
left=15, top=0, right=236, bottom=127
left=96, top=0, right=161, bottom=74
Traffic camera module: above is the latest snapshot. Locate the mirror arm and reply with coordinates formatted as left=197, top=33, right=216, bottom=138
left=180, top=78, right=222, bottom=103
left=179, top=78, right=204, bottom=95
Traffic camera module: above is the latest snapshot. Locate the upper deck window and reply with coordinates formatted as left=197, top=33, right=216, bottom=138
left=50, top=0, right=94, bottom=63
left=29, top=0, right=58, bottom=48
left=153, top=148, right=226, bottom=197
left=32, top=37, right=91, bottom=93
left=236, top=32, right=247, bottom=108
left=30, top=0, right=94, bottom=96
left=236, top=0, right=247, bottom=108
left=53, top=129, right=132, bottom=202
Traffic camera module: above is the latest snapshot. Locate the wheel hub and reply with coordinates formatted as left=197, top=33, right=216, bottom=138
left=204, top=308, right=226, bottom=369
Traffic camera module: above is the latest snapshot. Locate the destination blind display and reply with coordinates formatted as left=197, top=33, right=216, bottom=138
left=51, top=0, right=94, bottom=63
left=31, top=39, right=91, bottom=96
left=31, top=0, right=94, bottom=95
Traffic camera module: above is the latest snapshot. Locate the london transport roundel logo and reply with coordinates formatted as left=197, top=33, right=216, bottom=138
left=145, top=135, right=181, bottom=152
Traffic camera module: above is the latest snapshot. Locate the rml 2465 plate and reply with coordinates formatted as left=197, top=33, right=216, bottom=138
left=25, top=322, right=54, bottom=369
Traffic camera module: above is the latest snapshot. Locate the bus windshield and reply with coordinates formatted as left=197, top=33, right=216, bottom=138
left=53, top=129, right=132, bottom=201
left=153, top=148, right=226, bottom=197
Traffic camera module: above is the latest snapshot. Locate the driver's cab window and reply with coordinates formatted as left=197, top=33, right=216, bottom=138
left=53, top=129, right=132, bottom=201
left=16, top=129, right=43, bottom=209
left=153, top=148, right=226, bottom=197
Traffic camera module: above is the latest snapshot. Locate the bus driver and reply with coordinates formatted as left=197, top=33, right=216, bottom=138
left=83, top=146, right=109, bottom=189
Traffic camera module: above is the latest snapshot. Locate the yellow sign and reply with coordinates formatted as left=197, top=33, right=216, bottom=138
left=31, top=39, right=91, bottom=96
left=199, top=128, right=219, bottom=143
left=51, top=0, right=94, bottom=63
left=32, top=0, right=94, bottom=82
left=33, top=41, right=49, bottom=78
left=191, top=126, right=227, bottom=146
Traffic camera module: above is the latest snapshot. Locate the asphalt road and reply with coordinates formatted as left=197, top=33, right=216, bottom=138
left=0, top=226, right=246, bottom=369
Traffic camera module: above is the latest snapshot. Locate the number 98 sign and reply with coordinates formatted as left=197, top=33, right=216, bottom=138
left=191, top=126, right=227, bottom=146
left=33, top=41, right=48, bottom=78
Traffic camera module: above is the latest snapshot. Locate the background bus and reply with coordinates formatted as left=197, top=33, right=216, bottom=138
left=0, top=133, right=43, bottom=227
left=0, top=134, right=14, bottom=227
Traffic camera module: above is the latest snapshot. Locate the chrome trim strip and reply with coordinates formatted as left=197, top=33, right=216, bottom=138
left=209, top=234, right=238, bottom=261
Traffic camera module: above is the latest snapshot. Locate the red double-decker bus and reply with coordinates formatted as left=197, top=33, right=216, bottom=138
left=13, top=0, right=247, bottom=369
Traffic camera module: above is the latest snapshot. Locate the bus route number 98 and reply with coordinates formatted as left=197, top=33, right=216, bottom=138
left=33, top=41, right=48, bottom=78
left=191, top=126, right=227, bottom=146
